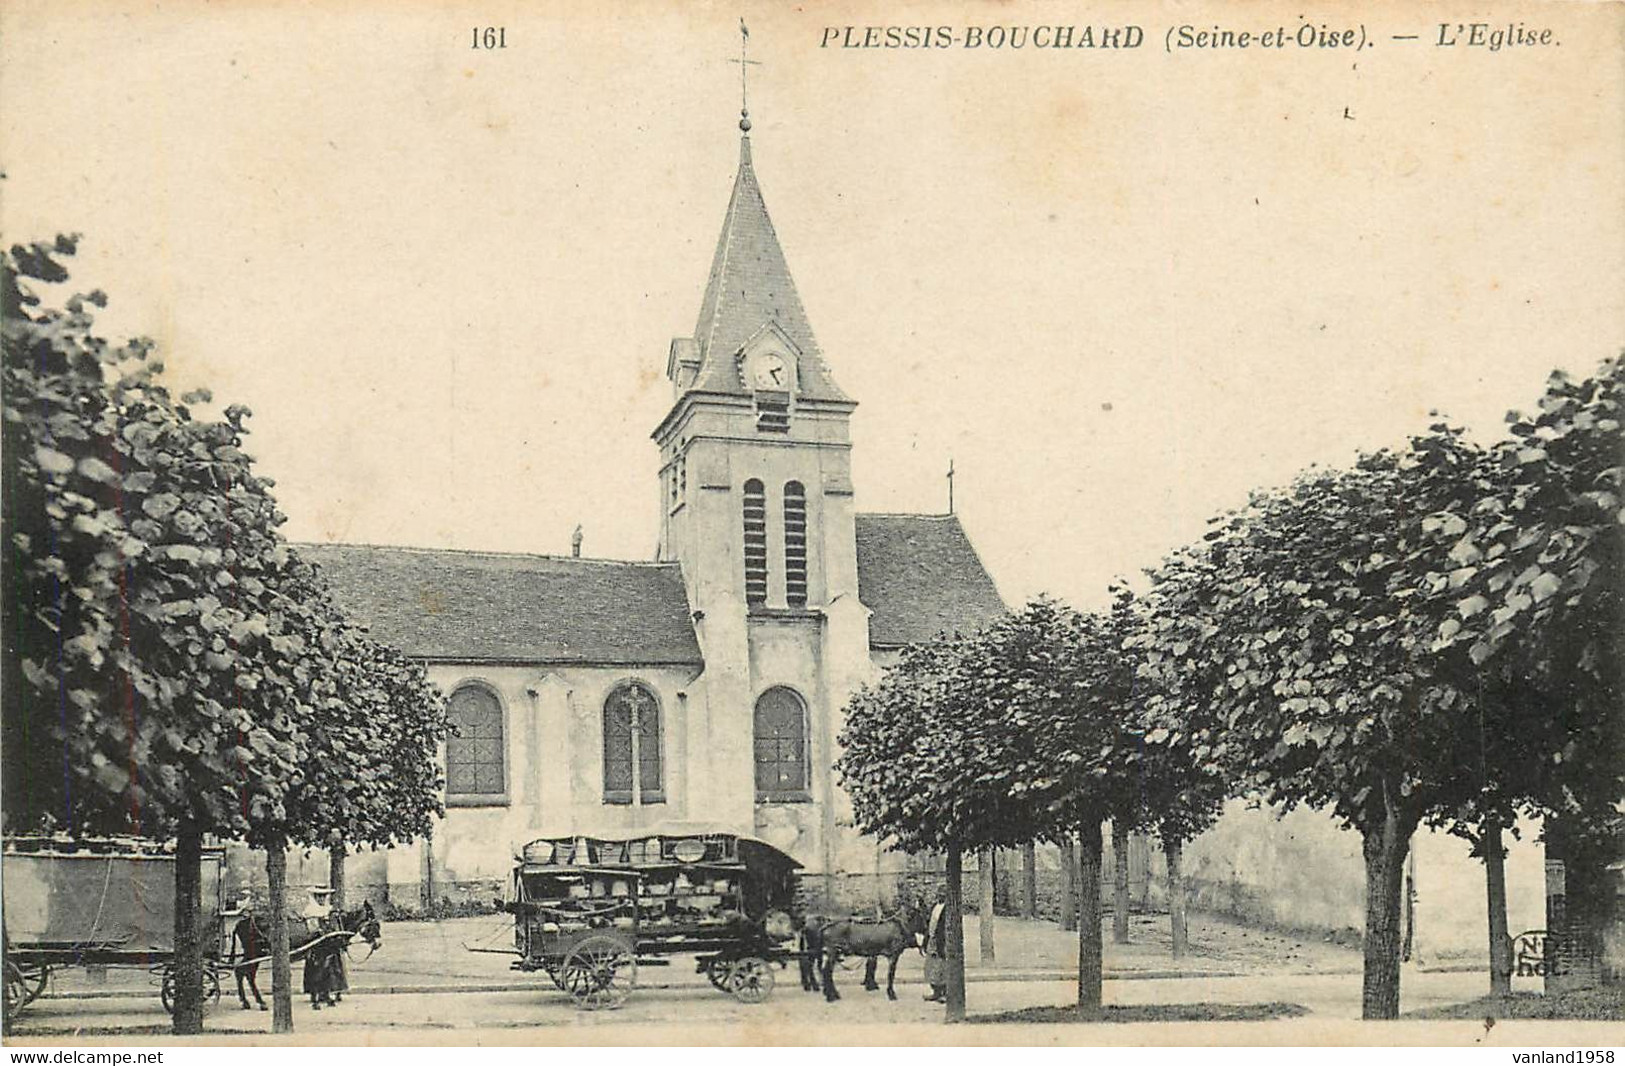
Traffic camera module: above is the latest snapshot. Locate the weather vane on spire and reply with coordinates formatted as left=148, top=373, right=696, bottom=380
left=729, top=18, right=760, bottom=133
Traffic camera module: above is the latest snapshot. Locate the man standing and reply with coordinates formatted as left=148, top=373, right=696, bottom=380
left=922, top=886, right=949, bottom=1002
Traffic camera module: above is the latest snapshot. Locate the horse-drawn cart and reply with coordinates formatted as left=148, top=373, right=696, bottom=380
left=2, top=836, right=230, bottom=1024
left=498, top=824, right=803, bottom=1010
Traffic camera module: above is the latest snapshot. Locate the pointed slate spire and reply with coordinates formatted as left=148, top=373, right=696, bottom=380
left=687, top=135, right=847, bottom=400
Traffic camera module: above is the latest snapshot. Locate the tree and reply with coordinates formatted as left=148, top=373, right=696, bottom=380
left=291, top=615, right=447, bottom=921
left=949, top=596, right=1148, bottom=1010
left=1132, top=705, right=1226, bottom=956
left=838, top=636, right=998, bottom=1021
left=209, top=544, right=447, bottom=1032
left=1421, top=665, right=1548, bottom=995
left=195, top=560, right=447, bottom=1034
left=978, top=849, right=995, bottom=963
left=1111, top=819, right=1131, bottom=945
left=1020, top=842, right=1037, bottom=920
left=1058, top=836, right=1078, bottom=931
left=3, top=238, right=312, bottom=1033
left=1430, top=360, right=1624, bottom=831
left=1425, top=357, right=1625, bottom=988
left=1139, top=428, right=1491, bottom=1019
left=1114, top=585, right=1230, bottom=960
left=838, top=606, right=1121, bottom=1018
left=3, top=239, right=450, bottom=1034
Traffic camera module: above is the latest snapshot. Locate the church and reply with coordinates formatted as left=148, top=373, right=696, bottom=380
left=248, top=90, right=1551, bottom=972
left=294, top=107, right=1008, bottom=909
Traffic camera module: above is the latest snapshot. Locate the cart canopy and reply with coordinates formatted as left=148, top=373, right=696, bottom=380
left=2, top=840, right=224, bottom=953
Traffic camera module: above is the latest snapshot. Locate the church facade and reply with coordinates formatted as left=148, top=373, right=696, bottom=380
left=295, top=125, right=1007, bottom=909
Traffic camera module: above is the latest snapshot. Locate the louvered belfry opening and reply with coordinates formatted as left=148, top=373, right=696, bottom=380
left=743, top=478, right=768, bottom=606
left=755, top=395, right=790, bottom=433
left=783, top=480, right=808, bottom=607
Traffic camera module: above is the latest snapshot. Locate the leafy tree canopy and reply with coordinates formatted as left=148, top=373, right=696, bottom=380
left=1137, top=428, right=1492, bottom=838
left=2, top=238, right=448, bottom=851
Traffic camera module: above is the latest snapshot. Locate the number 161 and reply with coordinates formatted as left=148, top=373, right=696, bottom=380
left=472, top=27, right=507, bottom=49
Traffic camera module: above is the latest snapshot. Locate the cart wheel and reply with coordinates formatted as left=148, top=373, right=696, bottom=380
left=14, top=964, right=47, bottom=1008
left=559, top=934, right=636, bottom=1011
left=160, top=966, right=221, bottom=1016
left=729, top=956, right=774, bottom=1004
left=705, top=958, right=735, bottom=992
left=4, top=961, right=33, bottom=1023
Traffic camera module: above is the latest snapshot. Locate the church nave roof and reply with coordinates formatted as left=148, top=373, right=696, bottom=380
left=854, top=513, right=1008, bottom=648
left=298, top=512, right=1005, bottom=664
left=297, top=542, right=703, bottom=665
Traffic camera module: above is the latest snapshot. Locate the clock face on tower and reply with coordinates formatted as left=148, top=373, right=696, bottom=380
left=750, top=352, right=789, bottom=390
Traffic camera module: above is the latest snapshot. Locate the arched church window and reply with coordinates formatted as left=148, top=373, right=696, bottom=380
left=446, top=683, right=505, bottom=799
left=742, top=479, right=768, bottom=606
left=783, top=481, right=807, bottom=608
left=603, top=681, right=664, bottom=805
left=754, top=686, right=809, bottom=801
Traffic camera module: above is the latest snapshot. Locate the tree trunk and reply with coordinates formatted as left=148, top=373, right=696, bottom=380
left=1059, top=837, right=1077, bottom=931
left=1076, top=820, right=1104, bottom=1010
left=944, top=846, right=967, bottom=1023
left=423, top=831, right=435, bottom=913
left=1112, top=819, right=1131, bottom=944
left=978, top=848, right=996, bottom=963
left=1165, top=837, right=1188, bottom=960
left=329, top=841, right=347, bottom=913
left=1021, top=842, right=1037, bottom=919
left=1360, top=812, right=1412, bottom=1020
left=266, top=839, right=294, bottom=1033
left=1483, top=818, right=1511, bottom=997
left=171, top=824, right=205, bottom=1035
left=1131, top=834, right=1152, bottom=911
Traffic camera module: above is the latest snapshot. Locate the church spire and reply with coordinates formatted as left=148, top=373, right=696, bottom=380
left=681, top=31, right=848, bottom=402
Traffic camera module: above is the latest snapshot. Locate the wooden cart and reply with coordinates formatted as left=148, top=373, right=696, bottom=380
left=2, top=836, right=230, bottom=1024
left=501, top=825, right=802, bottom=1010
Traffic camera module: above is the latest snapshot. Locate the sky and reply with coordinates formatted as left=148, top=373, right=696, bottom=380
left=3, top=1, right=1622, bottom=611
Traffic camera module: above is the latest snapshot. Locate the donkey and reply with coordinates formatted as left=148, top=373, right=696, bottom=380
left=229, top=902, right=381, bottom=1011
left=808, top=907, right=926, bottom=1002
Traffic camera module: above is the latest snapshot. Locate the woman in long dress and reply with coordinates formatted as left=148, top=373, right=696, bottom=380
left=300, top=887, right=339, bottom=1008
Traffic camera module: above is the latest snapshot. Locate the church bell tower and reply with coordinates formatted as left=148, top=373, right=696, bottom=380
left=653, top=126, right=858, bottom=603
left=650, top=59, right=869, bottom=865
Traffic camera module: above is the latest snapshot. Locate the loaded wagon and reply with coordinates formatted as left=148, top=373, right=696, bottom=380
left=498, top=824, right=803, bottom=1009
left=2, top=836, right=231, bottom=1023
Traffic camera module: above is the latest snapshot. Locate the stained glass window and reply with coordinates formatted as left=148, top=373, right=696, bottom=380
left=446, top=684, right=504, bottom=797
left=604, top=682, right=664, bottom=804
left=754, top=686, right=808, bottom=799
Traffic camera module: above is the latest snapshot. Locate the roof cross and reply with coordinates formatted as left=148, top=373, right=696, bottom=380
left=728, top=18, right=760, bottom=132
left=947, top=458, right=956, bottom=515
